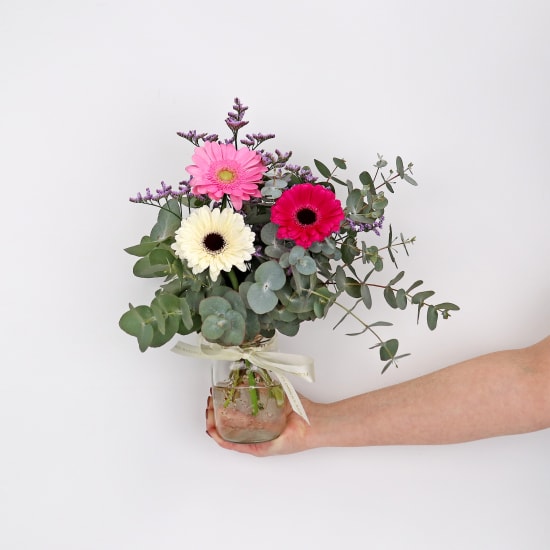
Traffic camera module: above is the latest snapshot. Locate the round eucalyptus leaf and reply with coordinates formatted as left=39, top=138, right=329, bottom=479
left=308, top=242, right=323, bottom=253
left=278, top=252, right=290, bottom=268
left=198, top=296, right=231, bottom=319
left=150, top=315, right=180, bottom=347
left=289, top=246, right=306, bottom=264
left=260, top=222, right=279, bottom=245
left=265, top=244, right=285, bottom=259
left=220, top=310, right=246, bottom=346
left=254, top=260, right=286, bottom=291
left=119, top=305, right=153, bottom=337
left=274, top=320, right=300, bottom=337
left=202, top=315, right=227, bottom=340
left=218, top=288, right=247, bottom=319
left=247, top=283, right=278, bottom=314
left=244, top=312, right=261, bottom=341
left=296, top=256, right=317, bottom=275
left=238, top=281, right=253, bottom=308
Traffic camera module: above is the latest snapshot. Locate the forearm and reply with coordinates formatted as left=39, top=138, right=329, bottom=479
left=306, top=336, right=550, bottom=448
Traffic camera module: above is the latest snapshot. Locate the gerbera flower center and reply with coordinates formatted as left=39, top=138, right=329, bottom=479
left=203, top=232, right=226, bottom=254
left=296, top=207, right=317, bottom=226
left=216, top=168, right=236, bottom=184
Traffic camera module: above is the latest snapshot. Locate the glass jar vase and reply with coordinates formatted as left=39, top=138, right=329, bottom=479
left=211, top=353, right=287, bottom=444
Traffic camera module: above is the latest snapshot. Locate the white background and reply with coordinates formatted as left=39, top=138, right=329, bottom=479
left=1, top=1, right=549, bottom=548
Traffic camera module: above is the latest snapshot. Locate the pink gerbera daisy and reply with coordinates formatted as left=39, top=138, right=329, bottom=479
left=186, top=142, right=267, bottom=210
left=270, top=183, right=345, bottom=248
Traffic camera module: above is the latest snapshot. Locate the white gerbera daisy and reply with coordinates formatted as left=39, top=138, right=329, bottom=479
left=172, top=205, right=255, bottom=281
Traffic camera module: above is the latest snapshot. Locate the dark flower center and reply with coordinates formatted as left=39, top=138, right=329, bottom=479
left=296, top=208, right=317, bottom=226
left=203, top=232, right=226, bottom=253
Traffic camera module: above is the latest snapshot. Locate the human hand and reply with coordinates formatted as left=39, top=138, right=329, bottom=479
left=205, top=390, right=317, bottom=456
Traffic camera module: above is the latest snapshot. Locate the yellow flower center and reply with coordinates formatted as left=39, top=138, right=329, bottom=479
left=217, top=169, right=236, bottom=184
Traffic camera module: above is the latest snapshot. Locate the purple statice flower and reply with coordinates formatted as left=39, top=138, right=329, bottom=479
left=345, top=215, right=385, bottom=235
left=226, top=119, right=249, bottom=131
left=129, top=180, right=196, bottom=204
left=240, top=132, right=276, bottom=150
left=260, top=149, right=293, bottom=168
left=283, top=163, right=317, bottom=183
left=177, top=130, right=219, bottom=146
left=170, top=180, right=191, bottom=197
left=226, top=97, right=248, bottom=122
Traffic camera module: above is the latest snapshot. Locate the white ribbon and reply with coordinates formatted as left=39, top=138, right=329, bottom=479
left=171, top=337, right=315, bottom=424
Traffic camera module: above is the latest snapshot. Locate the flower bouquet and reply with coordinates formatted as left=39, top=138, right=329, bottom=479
left=119, top=98, right=459, bottom=443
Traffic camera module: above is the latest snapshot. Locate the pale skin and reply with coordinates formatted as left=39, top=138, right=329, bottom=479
left=205, top=335, right=550, bottom=456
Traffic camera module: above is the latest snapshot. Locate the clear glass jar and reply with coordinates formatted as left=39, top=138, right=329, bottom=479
left=211, top=352, right=287, bottom=444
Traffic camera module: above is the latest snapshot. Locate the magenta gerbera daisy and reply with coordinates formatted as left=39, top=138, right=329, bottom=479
left=270, top=183, right=345, bottom=248
left=186, top=142, right=267, bottom=210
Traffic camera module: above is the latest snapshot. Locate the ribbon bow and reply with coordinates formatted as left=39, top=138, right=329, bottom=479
left=171, top=337, right=315, bottom=424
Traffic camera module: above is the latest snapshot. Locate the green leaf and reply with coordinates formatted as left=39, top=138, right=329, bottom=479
left=360, top=284, right=372, bottom=309
left=199, top=296, right=231, bottom=319
left=149, top=315, right=180, bottom=347
left=406, top=280, right=424, bottom=293
left=383, top=286, right=398, bottom=308
left=244, top=312, right=261, bottom=341
left=150, top=300, right=165, bottom=334
left=359, top=171, right=375, bottom=195
left=180, top=297, right=193, bottom=330
left=333, top=157, right=347, bottom=170
left=314, top=159, right=332, bottom=179
left=221, top=288, right=247, bottom=318
left=247, top=283, right=278, bottom=314
left=150, top=199, right=182, bottom=241
left=379, top=339, right=399, bottom=361
left=403, top=174, right=418, bottom=186
left=387, top=224, right=397, bottom=267
left=346, top=188, right=364, bottom=214
left=202, top=315, right=227, bottom=340
left=289, top=246, right=306, bottom=264
left=436, top=302, right=461, bottom=311
left=396, top=156, right=404, bottom=178
left=260, top=222, right=279, bottom=245
left=295, top=256, right=317, bottom=276
left=341, top=237, right=357, bottom=265
left=427, top=305, right=438, bottom=330
left=334, top=266, right=347, bottom=292
left=411, top=290, right=435, bottom=304
left=344, top=277, right=361, bottom=299
left=254, top=260, right=286, bottom=290
left=219, top=310, right=246, bottom=346
left=119, top=305, right=152, bottom=337
left=132, top=256, right=170, bottom=278
left=389, top=271, right=405, bottom=286
left=149, top=248, right=175, bottom=267
left=124, top=238, right=159, bottom=257
left=274, top=319, right=300, bottom=337
left=395, top=288, right=407, bottom=310
left=372, top=195, right=388, bottom=211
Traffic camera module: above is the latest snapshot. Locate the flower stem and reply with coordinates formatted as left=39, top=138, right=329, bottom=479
left=227, top=269, right=239, bottom=291
left=247, top=367, right=260, bottom=416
